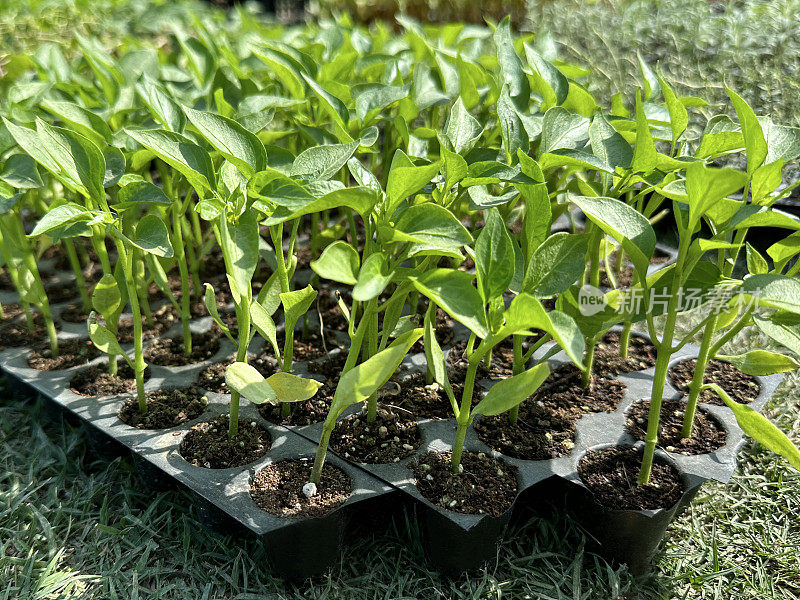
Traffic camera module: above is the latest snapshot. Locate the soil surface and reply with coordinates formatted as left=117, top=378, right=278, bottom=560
left=275, top=329, right=341, bottom=362
left=59, top=303, right=89, bottom=323
left=197, top=353, right=279, bottom=394
left=27, top=338, right=99, bottom=371
left=117, top=305, right=178, bottom=343
left=626, top=399, right=727, bottom=455
left=578, top=446, right=684, bottom=510
left=330, top=405, right=422, bottom=463
left=0, top=303, right=26, bottom=321
left=144, top=331, right=220, bottom=366
left=180, top=415, right=271, bottom=469
left=599, top=250, right=673, bottom=289
left=595, top=331, right=657, bottom=375
left=529, top=363, right=626, bottom=419
left=316, top=287, right=349, bottom=332
left=447, top=337, right=543, bottom=382
left=70, top=362, right=151, bottom=397
left=250, top=460, right=351, bottom=518
left=410, top=308, right=456, bottom=354
left=44, top=281, right=80, bottom=304
left=118, top=386, right=207, bottom=429
left=669, top=358, right=760, bottom=405
left=258, top=381, right=332, bottom=426
left=409, top=451, right=518, bottom=517
left=385, top=372, right=474, bottom=421
left=474, top=403, right=577, bottom=460
left=306, top=349, right=348, bottom=380
left=0, top=313, right=47, bottom=348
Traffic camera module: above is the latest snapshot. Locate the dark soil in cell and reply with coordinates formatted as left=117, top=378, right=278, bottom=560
left=669, top=358, right=760, bottom=405
left=44, top=280, right=80, bottom=304
left=59, top=303, right=89, bottom=323
left=474, top=403, right=577, bottom=461
left=258, top=381, right=333, bottom=426
left=295, top=246, right=312, bottom=270
left=117, top=305, right=178, bottom=344
left=0, top=303, right=27, bottom=321
left=409, top=451, right=518, bottom=517
left=250, top=460, right=351, bottom=518
left=70, top=362, right=151, bottom=397
left=410, top=308, right=456, bottom=354
left=179, top=415, right=270, bottom=469
left=275, top=329, right=341, bottom=363
left=446, top=336, right=545, bottom=382
left=626, top=399, right=727, bottom=455
left=0, top=313, right=47, bottom=348
left=529, top=364, right=626, bottom=419
left=306, top=349, right=348, bottom=380
left=144, top=331, right=220, bottom=366
left=27, top=338, right=99, bottom=371
left=594, top=331, right=658, bottom=375
left=330, top=405, right=422, bottom=463
left=578, top=446, right=684, bottom=510
left=316, top=287, right=349, bottom=332
left=197, top=353, right=279, bottom=394
left=118, top=385, right=207, bottom=429
left=386, top=371, right=474, bottom=421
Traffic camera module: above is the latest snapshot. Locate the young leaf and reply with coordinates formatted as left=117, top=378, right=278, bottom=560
left=29, top=203, right=95, bottom=237
left=125, top=128, right=216, bottom=193
left=183, top=107, right=267, bottom=176
left=393, top=203, right=472, bottom=259
left=472, top=362, right=550, bottom=418
left=353, top=252, right=392, bottom=302
left=685, top=161, right=748, bottom=227
left=225, top=362, right=278, bottom=405
left=386, top=152, right=441, bottom=213
left=136, top=75, right=186, bottom=133
left=204, top=283, right=235, bottom=343
left=219, top=210, right=259, bottom=304
left=250, top=299, right=280, bottom=359
left=0, top=154, right=42, bottom=189
left=539, top=107, right=589, bottom=154
left=444, top=97, right=482, bottom=154
left=266, top=372, right=322, bottom=404
left=569, top=194, right=656, bottom=275
left=117, top=181, right=171, bottom=208
left=497, top=85, right=529, bottom=158
left=746, top=243, right=769, bottom=275
left=475, top=208, right=514, bottom=302
left=423, top=302, right=456, bottom=409
left=280, top=285, right=317, bottom=334
left=702, top=383, right=800, bottom=471
left=88, top=314, right=127, bottom=359
left=92, top=274, right=122, bottom=321
left=589, top=111, right=632, bottom=171
left=727, top=87, right=767, bottom=173
left=717, top=350, right=799, bottom=376
left=131, top=214, right=174, bottom=257
left=494, top=16, right=529, bottom=110
left=411, top=269, right=488, bottom=338
left=290, top=140, right=359, bottom=181
left=524, top=44, right=568, bottom=108
left=310, top=240, right=360, bottom=285
left=329, top=328, right=423, bottom=420
left=523, top=232, right=589, bottom=297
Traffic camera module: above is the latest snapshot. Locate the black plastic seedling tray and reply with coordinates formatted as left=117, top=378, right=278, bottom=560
left=0, top=262, right=786, bottom=578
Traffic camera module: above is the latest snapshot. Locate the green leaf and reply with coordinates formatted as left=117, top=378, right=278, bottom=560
left=131, top=214, right=173, bottom=258
left=329, top=328, right=423, bottom=420
left=685, top=162, right=748, bottom=228
left=569, top=194, right=656, bottom=275
left=136, top=74, right=186, bottom=132
left=760, top=118, right=800, bottom=165
left=539, top=107, right=589, bottom=154
left=386, top=153, right=441, bottom=213
left=440, top=145, right=468, bottom=190
left=444, top=97, right=482, bottom=154
left=589, top=112, right=632, bottom=171
left=103, top=147, right=125, bottom=188
left=34, top=119, right=105, bottom=202
left=92, top=274, right=122, bottom=322
left=219, top=210, right=259, bottom=303
left=183, top=107, right=267, bottom=177
left=0, top=154, right=42, bottom=189
left=393, top=203, right=472, bottom=259
left=30, top=202, right=95, bottom=237
left=630, top=93, right=658, bottom=173
left=746, top=243, right=769, bottom=275
left=225, top=362, right=277, bottom=405
left=263, top=185, right=378, bottom=225
left=353, top=252, right=392, bottom=302
left=754, top=313, right=800, bottom=357
left=475, top=208, right=514, bottom=302
left=250, top=299, right=280, bottom=359
left=125, top=128, right=216, bottom=193
left=411, top=268, right=488, bottom=338
left=423, top=302, right=456, bottom=409
left=266, top=372, right=323, bottom=404
left=310, top=240, right=360, bottom=285
left=204, top=283, right=234, bottom=342
left=40, top=100, right=113, bottom=146
left=658, top=74, right=688, bottom=145
left=523, top=232, right=589, bottom=297
left=727, top=87, right=767, bottom=173
left=741, top=273, right=800, bottom=313
left=117, top=181, right=171, bottom=208
left=702, top=383, right=800, bottom=471
left=497, top=85, right=529, bottom=158
left=290, top=140, right=359, bottom=181
left=500, top=293, right=585, bottom=367
left=280, top=285, right=317, bottom=334
left=88, top=314, right=127, bottom=358
left=252, top=47, right=305, bottom=99
left=717, top=350, right=799, bottom=376
left=302, top=73, right=349, bottom=132
left=494, top=16, right=529, bottom=110
left=354, top=83, right=409, bottom=125
left=472, top=362, right=550, bottom=417
left=524, top=44, right=568, bottom=108
left=637, top=53, right=660, bottom=100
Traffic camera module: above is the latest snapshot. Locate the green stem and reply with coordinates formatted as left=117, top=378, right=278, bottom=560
left=619, top=322, right=632, bottom=359
left=229, top=299, right=251, bottom=439
left=310, top=419, right=334, bottom=485
left=172, top=201, right=192, bottom=356
left=64, top=240, right=90, bottom=311
left=118, top=242, right=147, bottom=413
left=508, top=335, right=524, bottom=425
left=681, top=313, right=717, bottom=438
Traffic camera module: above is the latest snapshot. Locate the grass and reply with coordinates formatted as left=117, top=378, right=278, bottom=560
left=1, top=325, right=798, bottom=599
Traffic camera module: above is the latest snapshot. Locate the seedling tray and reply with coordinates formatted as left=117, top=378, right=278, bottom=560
left=0, top=282, right=786, bottom=577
